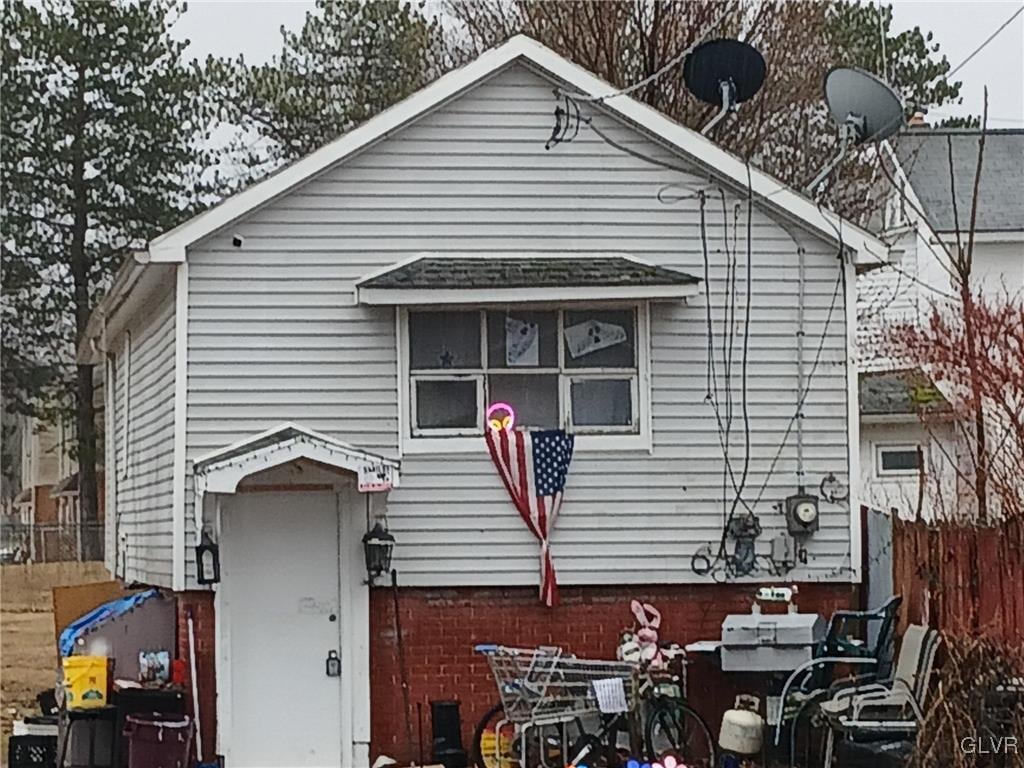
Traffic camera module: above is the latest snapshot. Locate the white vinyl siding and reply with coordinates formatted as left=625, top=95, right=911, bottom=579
left=184, top=63, right=853, bottom=585
left=111, top=288, right=176, bottom=585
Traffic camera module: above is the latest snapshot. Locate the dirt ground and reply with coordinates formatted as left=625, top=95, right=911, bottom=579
left=1, top=561, right=111, bottom=756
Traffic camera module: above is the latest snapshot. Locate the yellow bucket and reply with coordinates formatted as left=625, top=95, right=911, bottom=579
left=62, top=656, right=110, bottom=709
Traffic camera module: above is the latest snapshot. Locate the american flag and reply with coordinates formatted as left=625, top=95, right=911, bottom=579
left=485, top=428, right=575, bottom=607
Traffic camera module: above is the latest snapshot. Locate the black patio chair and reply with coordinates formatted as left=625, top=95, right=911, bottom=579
left=773, top=595, right=903, bottom=765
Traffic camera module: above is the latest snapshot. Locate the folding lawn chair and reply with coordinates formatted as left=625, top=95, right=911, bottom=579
left=773, top=595, right=902, bottom=764
left=819, top=624, right=941, bottom=766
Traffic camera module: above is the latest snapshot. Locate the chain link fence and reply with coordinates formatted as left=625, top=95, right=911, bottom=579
left=0, top=521, right=104, bottom=563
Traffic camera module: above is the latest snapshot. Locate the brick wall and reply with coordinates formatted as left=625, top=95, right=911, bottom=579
left=368, top=583, right=857, bottom=763
left=176, top=591, right=217, bottom=762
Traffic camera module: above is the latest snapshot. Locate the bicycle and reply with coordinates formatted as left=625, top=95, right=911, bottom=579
left=471, top=645, right=715, bottom=768
left=619, top=601, right=716, bottom=767
left=471, top=644, right=638, bottom=768
left=640, top=659, right=716, bottom=768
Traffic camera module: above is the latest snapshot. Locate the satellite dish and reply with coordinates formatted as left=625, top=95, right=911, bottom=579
left=806, top=66, right=905, bottom=192
left=684, top=39, right=766, bottom=135
left=824, top=67, right=904, bottom=144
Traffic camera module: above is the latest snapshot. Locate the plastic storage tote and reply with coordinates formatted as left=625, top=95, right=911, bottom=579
left=124, top=713, right=193, bottom=768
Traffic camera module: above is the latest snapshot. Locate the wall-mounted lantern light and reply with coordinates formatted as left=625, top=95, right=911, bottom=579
left=195, top=533, right=221, bottom=585
left=362, top=522, right=395, bottom=583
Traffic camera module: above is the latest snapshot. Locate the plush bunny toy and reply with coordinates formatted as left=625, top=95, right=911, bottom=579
left=631, top=599, right=664, bottom=669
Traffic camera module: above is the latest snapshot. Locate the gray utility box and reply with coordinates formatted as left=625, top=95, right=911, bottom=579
left=720, top=611, right=825, bottom=672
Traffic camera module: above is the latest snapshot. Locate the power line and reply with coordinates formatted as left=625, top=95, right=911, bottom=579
left=558, top=8, right=730, bottom=104
left=947, top=5, right=1024, bottom=79
left=926, top=111, right=1024, bottom=126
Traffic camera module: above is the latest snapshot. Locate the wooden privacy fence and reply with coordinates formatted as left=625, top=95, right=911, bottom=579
left=891, top=516, right=1024, bottom=642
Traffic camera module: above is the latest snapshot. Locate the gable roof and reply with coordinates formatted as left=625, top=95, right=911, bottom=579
left=147, top=35, right=886, bottom=265
left=895, top=128, right=1024, bottom=234
left=192, top=422, right=400, bottom=494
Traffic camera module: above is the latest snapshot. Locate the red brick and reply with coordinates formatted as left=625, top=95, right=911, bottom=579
left=174, top=591, right=217, bottom=762
left=368, top=582, right=857, bottom=763
left=169, top=582, right=856, bottom=765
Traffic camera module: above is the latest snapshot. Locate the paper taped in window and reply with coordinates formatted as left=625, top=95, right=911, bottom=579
left=564, top=320, right=627, bottom=359
left=505, top=316, right=539, bottom=366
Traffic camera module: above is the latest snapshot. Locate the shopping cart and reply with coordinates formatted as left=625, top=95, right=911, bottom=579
left=474, top=644, right=640, bottom=768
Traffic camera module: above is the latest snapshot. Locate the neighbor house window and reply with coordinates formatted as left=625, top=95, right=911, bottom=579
left=875, top=444, right=923, bottom=476
left=407, top=307, right=640, bottom=437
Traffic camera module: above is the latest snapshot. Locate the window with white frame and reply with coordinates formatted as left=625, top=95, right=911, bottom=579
left=875, top=444, right=923, bottom=476
left=406, top=307, right=641, bottom=438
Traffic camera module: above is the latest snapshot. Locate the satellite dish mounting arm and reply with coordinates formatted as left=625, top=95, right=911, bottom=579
left=804, top=115, right=864, bottom=194
left=701, top=79, right=737, bottom=136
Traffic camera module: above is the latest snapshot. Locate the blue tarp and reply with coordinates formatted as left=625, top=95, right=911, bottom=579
left=59, top=588, right=161, bottom=657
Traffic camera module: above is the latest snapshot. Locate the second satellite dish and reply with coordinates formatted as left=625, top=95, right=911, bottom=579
left=806, top=66, right=904, bottom=192
left=684, top=39, right=766, bottom=135
left=824, top=67, right=904, bottom=144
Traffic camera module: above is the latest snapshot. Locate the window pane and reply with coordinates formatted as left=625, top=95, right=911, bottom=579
left=880, top=448, right=921, bottom=472
left=563, top=309, right=636, bottom=369
left=409, top=311, right=480, bottom=369
left=489, top=374, right=559, bottom=428
left=571, top=379, right=633, bottom=427
left=415, top=379, right=477, bottom=429
left=487, top=311, right=558, bottom=368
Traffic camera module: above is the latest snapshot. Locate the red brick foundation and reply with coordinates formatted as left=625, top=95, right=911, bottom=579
left=368, top=583, right=857, bottom=763
left=175, top=591, right=217, bottom=762
left=177, top=582, right=856, bottom=763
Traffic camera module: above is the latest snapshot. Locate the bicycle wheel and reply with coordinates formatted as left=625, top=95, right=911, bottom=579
left=471, top=702, right=518, bottom=768
left=644, top=700, right=716, bottom=768
left=566, top=714, right=627, bottom=767
left=472, top=702, right=582, bottom=768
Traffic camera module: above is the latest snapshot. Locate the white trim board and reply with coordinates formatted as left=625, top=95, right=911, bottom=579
left=396, top=303, right=653, bottom=455
left=143, top=35, right=887, bottom=266
left=171, top=262, right=189, bottom=591
left=844, top=251, right=862, bottom=583
left=359, top=283, right=699, bottom=305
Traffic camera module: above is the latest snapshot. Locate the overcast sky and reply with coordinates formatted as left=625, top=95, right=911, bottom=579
left=173, top=0, right=1024, bottom=127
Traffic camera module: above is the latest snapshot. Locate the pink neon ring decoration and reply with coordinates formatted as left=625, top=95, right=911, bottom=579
left=486, top=401, right=516, bottom=431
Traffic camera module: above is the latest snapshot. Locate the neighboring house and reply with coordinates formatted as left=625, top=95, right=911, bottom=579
left=857, top=128, right=1023, bottom=521
left=77, top=36, right=887, bottom=767
left=0, top=410, right=105, bottom=561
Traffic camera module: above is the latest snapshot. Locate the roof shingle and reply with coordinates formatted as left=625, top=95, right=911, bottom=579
left=895, top=128, right=1024, bottom=233
left=360, top=256, right=701, bottom=290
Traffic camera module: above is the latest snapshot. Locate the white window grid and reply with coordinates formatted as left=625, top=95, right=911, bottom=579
left=407, top=307, right=640, bottom=437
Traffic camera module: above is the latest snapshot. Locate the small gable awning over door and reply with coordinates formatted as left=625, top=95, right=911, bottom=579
left=192, top=422, right=400, bottom=495
left=355, top=254, right=701, bottom=305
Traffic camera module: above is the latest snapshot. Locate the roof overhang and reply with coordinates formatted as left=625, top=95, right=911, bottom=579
left=359, top=284, right=699, bottom=305
left=76, top=252, right=176, bottom=364
left=140, top=35, right=889, bottom=268
left=50, top=472, right=80, bottom=499
left=931, top=230, right=1024, bottom=244
left=192, top=422, right=400, bottom=495
left=355, top=253, right=701, bottom=305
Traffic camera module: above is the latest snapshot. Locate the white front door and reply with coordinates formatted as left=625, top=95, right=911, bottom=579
left=221, top=491, right=342, bottom=767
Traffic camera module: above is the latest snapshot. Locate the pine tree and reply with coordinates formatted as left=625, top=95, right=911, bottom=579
left=214, top=0, right=451, bottom=182
left=1, top=0, right=218, bottom=557
left=826, top=2, right=963, bottom=116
